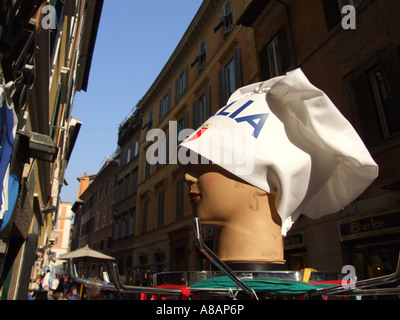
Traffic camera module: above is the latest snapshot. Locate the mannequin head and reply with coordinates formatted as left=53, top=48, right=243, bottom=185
left=178, top=69, right=378, bottom=266
left=182, top=160, right=285, bottom=264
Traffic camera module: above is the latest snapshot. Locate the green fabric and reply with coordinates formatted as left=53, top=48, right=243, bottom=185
left=190, top=276, right=337, bottom=295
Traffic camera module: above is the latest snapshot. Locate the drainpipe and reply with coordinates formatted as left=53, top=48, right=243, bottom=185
left=277, top=0, right=298, bottom=68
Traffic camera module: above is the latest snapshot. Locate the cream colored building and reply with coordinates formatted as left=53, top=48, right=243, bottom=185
left=51, top=202, right=74, bottom=274
left=0, top=0, right=103, bottom=299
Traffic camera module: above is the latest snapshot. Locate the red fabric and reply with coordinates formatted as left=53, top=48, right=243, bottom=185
left=311, top=280, right=355, bottom=301
left=140, top=285, right=190, bottom=300
left=310, top=280, right=343, bottom=286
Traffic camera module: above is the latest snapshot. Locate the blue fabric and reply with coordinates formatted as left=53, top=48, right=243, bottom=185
left=0, top=173, right=19, bottom=232
left=0, top=91, right=17, bottom=207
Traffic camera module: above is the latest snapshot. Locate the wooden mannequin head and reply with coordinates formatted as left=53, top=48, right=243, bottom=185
left=183, top=162, right=285, bottom=265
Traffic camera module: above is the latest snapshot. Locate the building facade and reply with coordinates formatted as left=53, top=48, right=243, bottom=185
left=76, top=159, right=117, bottom=278
left=131, top=0, right=260, bottom=275
left=67, top=0, right=400, bottom=288
left=113, top=0, right=400, bottom=281
left=0, top=0, right=103, bottom=299
left=51, top=201, right=74, bottom=274
left=237, top=0, right=400, bottom=279
left=112, top=109, right=141, bottom=284
left=70, top=173, right=96, bottom=252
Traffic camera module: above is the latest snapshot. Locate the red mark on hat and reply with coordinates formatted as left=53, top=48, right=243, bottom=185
left=188, top=124, right=211, bottom=141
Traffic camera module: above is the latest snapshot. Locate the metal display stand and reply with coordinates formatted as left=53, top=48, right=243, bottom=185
left=67, top=218, right=400, bottom=300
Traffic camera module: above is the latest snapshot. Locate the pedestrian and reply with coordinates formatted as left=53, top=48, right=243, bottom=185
left=52, top=275, right=64, bottom=300
left=65, top=285, right=81, bottom=300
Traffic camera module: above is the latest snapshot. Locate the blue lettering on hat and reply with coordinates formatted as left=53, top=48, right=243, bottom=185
left=215, top=100, right=269, bottom=139
left=236, top=113, right=269, bottom=139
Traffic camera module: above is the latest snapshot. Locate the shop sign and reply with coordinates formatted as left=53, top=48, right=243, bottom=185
left=284, top=232, right=305, bottom=249
left=338, top=211, right=400, bottom=241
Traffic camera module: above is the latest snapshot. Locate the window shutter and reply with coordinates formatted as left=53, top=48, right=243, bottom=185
left=218, top=68, right=226, bottom=107
left=175, top=77, right=180, bottom=103
left=259, top=45, right=270, bottom=81
left=191, top=56, right=199, bottom=68
left=351, top=72, right=383, bottom=144
left=377, top=57, right=400, bottom=136
left=277, top=26, right=291, bottom=72
left=159, top=99, right=163, bottom=122
left=223, top=1, right=233, bottom=35
left=183, top=111, right=188, bottom=129
left=184, top=66, right=188, bottom=93
left=214, top=18, right=224, bottom=33
left=205, top=85, right=211, bottom=118
left=322, top=0, right=341, bottom=31
left=234, top=47, right=242, bottom=89
left=192, top=100, right=198, bottom=129
left=167, top=88, right=171, bottom=113
left=198, top=41, right=207, bottom=71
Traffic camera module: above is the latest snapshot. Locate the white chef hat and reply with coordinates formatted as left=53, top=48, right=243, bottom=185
left=178, top=69, right=378, bottom=235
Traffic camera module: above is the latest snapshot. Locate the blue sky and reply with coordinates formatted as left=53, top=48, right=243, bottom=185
left=60, top=0, right=203, bottom=203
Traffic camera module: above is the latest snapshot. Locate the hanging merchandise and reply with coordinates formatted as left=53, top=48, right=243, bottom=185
left=0, top=172, right=19, bottom=232
left=0, top=84, right=19, bottom=232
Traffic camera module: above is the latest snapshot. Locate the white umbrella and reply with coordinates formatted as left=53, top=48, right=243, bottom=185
left=60, top=245, right=115, bottom=261
left=60, top=245, right=115, bottom=298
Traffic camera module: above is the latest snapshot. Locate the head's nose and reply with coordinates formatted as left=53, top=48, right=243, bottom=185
left=184, top=173, right=197, bottom=186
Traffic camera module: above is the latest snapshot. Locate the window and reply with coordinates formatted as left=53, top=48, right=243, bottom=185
left=117, top=180, right=123, bottom=202
left=102, top=208, right=107, bottom=226
left=118, top=217, right=125, bottom=238
left=156, top=131, right=168, bottom=170
left=214, top=1, right=234, bottom=36
left=159, top=90, right=171, bottom=122
left=218, top=48, right=242, bottom=107
left=143, top=111, right=153, bottom=131
left=132, top=169, right=138, bottom=194
left=130, top=136, right=140, bottom=159
left=141, top=201, right=149, bottom=233
left=120, top=148, right=130, bottom=167
left=175, top=68, right=187, bottom=103
left=258, top=26, right=290, bottom=81
left=322, top=0, right=366, bottom=31
left=191, top=40, right=207, bottom=72
left=98, top=210, right=102, bottom=227
left=135, top=136, right=140, bottom=156
left=192, top=86, right=211, bottom=129
left=112, top=220, right=118, bottom=240
left=225, top=59, right=236, bottom=97
left=177, top=113, right=188, bottom=144
left=175, top=179, right=185, bottom=220
left=127, top=210, right=135, bottom=236
left=145, top=160, right=151, bottom=179
left=114, top=172, right=118, bottom=189
left=124, top=174, right=130, bottom=199
left=199, top=41, right=207, bottom=70
left=124, top=216, right=129, bottom=237
left=157, top=191, right=165, bottom=228
left=349, top=62, right=400, bottom=146
left=105, top=180, right=109, bottom=195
